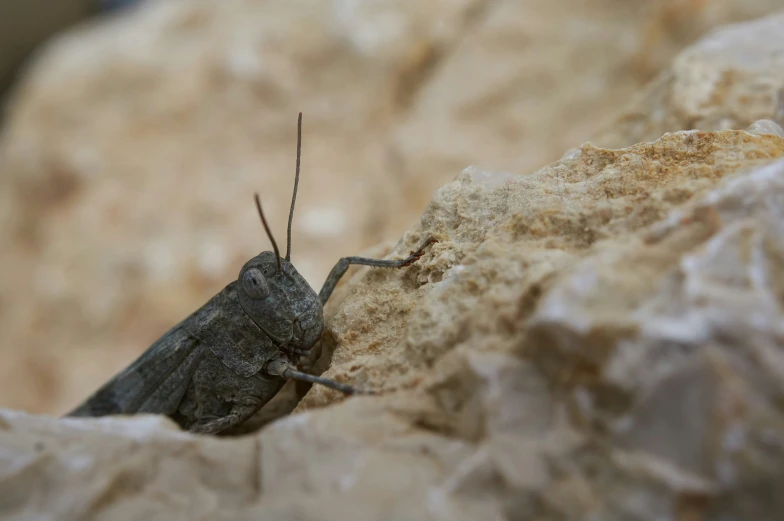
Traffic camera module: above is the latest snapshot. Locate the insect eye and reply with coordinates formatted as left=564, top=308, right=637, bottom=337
left=242, top=268, right=269, bottom=300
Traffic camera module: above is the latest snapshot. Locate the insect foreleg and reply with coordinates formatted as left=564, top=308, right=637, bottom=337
left=318, top=236, right=437, bottom=305
left=265, top=357, right=369, bottom=395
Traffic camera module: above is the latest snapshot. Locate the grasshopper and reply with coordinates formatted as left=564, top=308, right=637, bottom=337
left=67, top=113, right=436, bottom=435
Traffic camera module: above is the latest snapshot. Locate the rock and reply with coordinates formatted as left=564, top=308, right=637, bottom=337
left=4, top=4, right=784, bottom=517
left=0, top=411, right=261, bottom=521
left=388, top=1, right=784, bottom=222
left=747, top=118, right=784, bottom=137
left=3, top=126, right=784, bottom=519
left=593, top=11, right=784, bottom=149
left=306, top=126, right=784, bottom=401
left=301, top=126, right=784, bottom=519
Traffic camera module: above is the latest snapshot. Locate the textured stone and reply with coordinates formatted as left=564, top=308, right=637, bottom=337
left=0, top=411, right=261, bottom=521
left=594, top=11, right=784, bottom=149
left=5, top=5, right=784, bottom=517
left=301, top=127, right=784, bottom=519
left=306, top=127, right=784, bottom=400
left=388, top=1, right=784, bottom=221
left=3, top=126, right=784, bottom=520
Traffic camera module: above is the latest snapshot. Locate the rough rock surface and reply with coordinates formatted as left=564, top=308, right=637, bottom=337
left=2, top=0, right=784, bottom=417
left=594, top=11, right=784, bottom=149
left=3, top=124, right=784, bottom=520
left=388, top=2, right=784, bottom=217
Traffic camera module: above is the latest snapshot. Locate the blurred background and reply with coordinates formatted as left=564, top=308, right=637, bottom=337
left=0, top=0, right=781, bottom=416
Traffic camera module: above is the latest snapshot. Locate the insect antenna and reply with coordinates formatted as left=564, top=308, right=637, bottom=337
left=285, top=112, right=302, bottom=261
left=254, top=193, right=282, bottom=272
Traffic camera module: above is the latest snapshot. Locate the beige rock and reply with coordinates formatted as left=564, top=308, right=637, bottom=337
left=389, top=1, right=784, bottom=220
left=302, top=127, right=784, bottom=519
left=594, top=11, right=784, bottom=149
left=0, top=411, right=261, bottom=521
left=307, top=128, right=784, bottom=401
left=5, top=5, right=784, bottom=516
left=747, top=118, right=784, bottom=137
left=3, top=127, right=784, bottom=520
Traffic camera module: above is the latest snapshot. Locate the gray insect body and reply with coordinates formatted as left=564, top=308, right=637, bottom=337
left=70, top=253, right=321, bottom=434
left=67, top=113, right=435, bottom=435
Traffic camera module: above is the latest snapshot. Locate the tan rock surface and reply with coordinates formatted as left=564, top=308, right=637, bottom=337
left=2, top=0, right=784, bottom=417
left=388, top=1, right=784, bottom=219
left=3, top=126, right=784, bottom=520
left=306, top=126, right=784, bottom=405
left=593, top=11, right=784, bottom=149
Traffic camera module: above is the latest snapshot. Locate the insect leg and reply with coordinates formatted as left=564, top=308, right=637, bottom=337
left=318, top=236, right=437, bottom=305
left=189, top=396, right=264, bottom=435
left=265, top=357, right=371, bottom=395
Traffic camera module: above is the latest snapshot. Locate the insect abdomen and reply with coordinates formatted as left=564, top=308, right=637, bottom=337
left=66, top=325, right=206, bottom=418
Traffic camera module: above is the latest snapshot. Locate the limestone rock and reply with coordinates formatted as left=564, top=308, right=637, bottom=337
left=594, top=11, right=784, bottom=149
left=307, top=127, right=784, bottom=400
left=3, top=126, right=784, bottom=520
left=301, top=127, right=784, bottom=519
left=4, top=4, right=784, bottom=516
left=0, top=411, right=260, bottom=521
left=388, top=1, right=784, bottom=221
